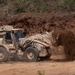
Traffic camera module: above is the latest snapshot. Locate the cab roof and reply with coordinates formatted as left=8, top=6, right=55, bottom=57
left=0, top=25, right=23, bottom=32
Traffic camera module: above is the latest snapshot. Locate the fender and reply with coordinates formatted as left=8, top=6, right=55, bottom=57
left=33, top=40, right=49, bottom=47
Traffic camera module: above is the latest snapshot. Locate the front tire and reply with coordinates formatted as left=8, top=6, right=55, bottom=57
left=0, top=47, right=9, bottom=62
left=24, top=47, right=39, bottom=62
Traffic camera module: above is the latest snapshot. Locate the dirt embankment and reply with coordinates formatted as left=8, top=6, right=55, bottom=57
left=1, top=12, right=75, bottom=36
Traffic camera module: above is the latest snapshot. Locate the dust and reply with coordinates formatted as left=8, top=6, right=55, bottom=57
left=53, top=30, right=75, bottom=60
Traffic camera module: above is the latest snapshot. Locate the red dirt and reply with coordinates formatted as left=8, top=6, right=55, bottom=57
left=52, top=29, right=75, bottom=60
left=1, top=12, right=75, bottom=36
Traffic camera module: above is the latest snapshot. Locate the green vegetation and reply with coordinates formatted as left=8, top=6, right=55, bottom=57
left=57, top=0, right=75, bottom=11
left=0, top=0, right=7, bottom=4
left=0, top=0, right=75, bottom=14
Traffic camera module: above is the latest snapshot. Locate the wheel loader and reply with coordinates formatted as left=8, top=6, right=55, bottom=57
left=0, top=25, right=55, bottom=62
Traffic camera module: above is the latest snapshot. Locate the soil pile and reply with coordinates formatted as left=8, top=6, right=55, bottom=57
left=1, top=12, right=75, bottom=36
left=53, top=30, right=75, bottom=60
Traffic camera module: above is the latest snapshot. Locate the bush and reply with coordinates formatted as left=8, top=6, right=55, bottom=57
left=12, top=0, right=26, bottom=13
left=0, top=0, right=75, bottom=15
left=58, top=0, right=75, bottom=11
left=13, top=0, right=48, bottom=13
left=0, top=0, right=7, bottom=4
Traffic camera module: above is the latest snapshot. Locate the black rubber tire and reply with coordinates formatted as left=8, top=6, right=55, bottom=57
left=0, top=47, right=9, bottom=62
left=24, top=47, right=39, bottom=62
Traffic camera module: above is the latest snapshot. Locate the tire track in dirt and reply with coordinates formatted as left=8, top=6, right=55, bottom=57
left=0, top=61, right=75, bottom=75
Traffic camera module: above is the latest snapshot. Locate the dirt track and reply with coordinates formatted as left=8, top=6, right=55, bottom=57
left=0, top=60, right=75, bottom=75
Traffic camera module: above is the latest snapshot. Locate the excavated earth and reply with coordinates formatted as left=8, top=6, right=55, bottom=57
left=1, top=12, right=75, bottom=36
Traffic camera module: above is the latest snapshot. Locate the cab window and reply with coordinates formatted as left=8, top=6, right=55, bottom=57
left=5, top=32, right=12, bottom=44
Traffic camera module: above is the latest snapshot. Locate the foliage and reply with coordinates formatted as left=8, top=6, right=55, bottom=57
left=58, top=0, right=75, bottom=11
left=0, top=0, right=75, bottom=14
left=0, top=0, right=7, bottom=4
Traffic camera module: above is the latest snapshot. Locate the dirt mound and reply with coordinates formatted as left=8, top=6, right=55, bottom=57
left=1, top=12, right=75, bottom=36
left=53, top=30, right=75, bottom=60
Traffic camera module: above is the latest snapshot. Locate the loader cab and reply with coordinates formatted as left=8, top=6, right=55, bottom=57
left=2, top=29, right=26, bottom=50
left=14, top=30, right=26, bottom=44
left=4, top=30, right=26, bottom=44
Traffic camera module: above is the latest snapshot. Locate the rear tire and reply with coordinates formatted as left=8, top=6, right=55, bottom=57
left=24, top=47, right=39, bottom=62
left=0, top=47, right=9, bottom=62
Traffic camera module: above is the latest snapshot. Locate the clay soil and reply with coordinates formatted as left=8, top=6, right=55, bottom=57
left=2, top=12, right=75, bottom=36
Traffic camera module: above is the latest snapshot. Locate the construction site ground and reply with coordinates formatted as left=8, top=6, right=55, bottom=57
left=0, top=56, right=75, bottom=75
